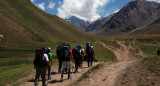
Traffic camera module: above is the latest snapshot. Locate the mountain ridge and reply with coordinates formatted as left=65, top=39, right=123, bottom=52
left=86, top=0, right=160, bottom=35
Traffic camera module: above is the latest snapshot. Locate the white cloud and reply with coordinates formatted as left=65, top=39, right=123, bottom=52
left=113, top=9, right=120, bottom=14
left=105, top=11, right=111, bottom=17
left=57, top=0, right=111, bottom=21
left=37, top=2, right=45, bottom=10
left=58, top=1, right=62, bottom=5
left=48, top=2, right=55, bottom=9
left=146, top=0, right=160, bottom=3
left=30, top=0, right=35, bottom=2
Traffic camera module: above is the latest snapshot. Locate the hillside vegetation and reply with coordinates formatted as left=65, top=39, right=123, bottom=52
left=129, top=18, right=160, bottom=35
left=0, top=0, right=94, bottom=49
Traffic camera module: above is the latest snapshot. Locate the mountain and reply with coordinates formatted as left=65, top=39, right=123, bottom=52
left=0, top=0, right=93, bottom=49
left=89, top=0, right=160, bottom=35
left=129, top=18, right=160, bottom=35
left=65, top=16, right=88, bottom=30
left=85, top=15, right=114, bottom=32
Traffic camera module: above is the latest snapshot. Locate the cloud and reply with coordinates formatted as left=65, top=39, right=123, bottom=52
left=57, top=0, right=111, bottom=21
left=113, top=9, right=120, bottom=14
left=58, top=1, right=62, bottom=5
left=37, top=2, right=45, bottom=10
left=30, top=0, right=35, bottom=2
left=105, top=11, right=111, bottom=17
left=146, top=0, right=160, bottom=3
left=48, top=2, right=55, bottom=9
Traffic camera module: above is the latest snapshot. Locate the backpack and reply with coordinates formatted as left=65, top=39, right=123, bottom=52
left=56, top=45, right=62, bottom=58
left=62, top=44, right=71, bottom=61
left=34, top=49, right=48, bottom=67
left=86, top=42, right=93, bottom=54
left=72, top=47, right=79, bottom=59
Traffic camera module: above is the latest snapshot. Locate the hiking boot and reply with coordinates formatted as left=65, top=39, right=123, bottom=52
left=68, top=74, right=71, bottom=79
left=60, top=77, right=63, bottom=82
left=34, top=82, right=38, bottom=86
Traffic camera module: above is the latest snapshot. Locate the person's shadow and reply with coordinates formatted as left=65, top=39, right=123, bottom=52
left=51, top=71, right=59, bottom=75
left=49, top=79, right=68, bottom=83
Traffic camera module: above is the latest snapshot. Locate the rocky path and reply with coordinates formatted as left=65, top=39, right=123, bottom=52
left=72, top=41, right=145, bottom=86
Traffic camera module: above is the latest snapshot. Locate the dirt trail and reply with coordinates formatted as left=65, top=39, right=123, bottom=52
left=73, top=41, right=145, bottom=86
left=19, top=40, right=145, bottom=86
left=19, top=62, right=100, bottom=86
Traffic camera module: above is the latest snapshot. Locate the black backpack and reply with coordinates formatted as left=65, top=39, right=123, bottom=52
left=56, top=45, right=62, bottom=58
left=86, top=42, right=93, bottom=54
left=62, top=44, right=71, bottom=61
left=34, top=49, right=48, bottom=67
left=72, top=47, right=79, bottom=59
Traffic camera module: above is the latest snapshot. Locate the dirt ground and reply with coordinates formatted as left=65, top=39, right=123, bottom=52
left=19, top=62, right=100, bottom=86
left=72, top=41, right=144, bottom=86
left=18, top=40, right=156, bottom=86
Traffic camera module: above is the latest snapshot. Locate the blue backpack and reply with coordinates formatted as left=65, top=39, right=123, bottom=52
left=62, top=44, right=71, bottom=61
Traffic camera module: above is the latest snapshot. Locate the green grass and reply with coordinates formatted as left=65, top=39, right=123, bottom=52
left=135, top=43, right=158, bottom=55
left=0, top=64, right=34, bottom=86
left=0, top=50, right=34, bottom=67
left=93, top=43, right=116, bottom=62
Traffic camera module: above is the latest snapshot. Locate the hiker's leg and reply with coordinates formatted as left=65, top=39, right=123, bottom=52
left=68, top=68, right=71, bottom=79
left=59, top=59, right=62, bottom=72
left=35, top=67, right=40, bottom=84
left=61, top=68, right=64, bottom=79
left=87, top=56, right=90, bottom=67
left=41, top=67, right=47, bottom=86
left=75, top=60, right=78, bottom=72
left=91, top=55, right=93, bottom=66
left=61, top=61, right=66, bottom=80
left=48, top=66, right=51, bottom=80
left=67, top=61, right=71, bottom=79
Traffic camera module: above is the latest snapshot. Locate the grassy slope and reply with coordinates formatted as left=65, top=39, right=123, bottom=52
left=129, top=18, right=160, bottom=35
left=0, top=0, right=94, bottom=49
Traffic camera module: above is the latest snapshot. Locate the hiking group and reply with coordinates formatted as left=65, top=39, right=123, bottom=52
left=33, top=42, right=95, bottom=86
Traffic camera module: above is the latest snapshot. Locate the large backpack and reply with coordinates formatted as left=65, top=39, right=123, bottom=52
left=72, top=47, right=78, bottom=59
left=62, top=44, right=71, bottom=61
left=34, top=49, right=48, bottom=67
left=56, top=45, right=62, bottom=58
left=86, top=42, right=93, bottom=55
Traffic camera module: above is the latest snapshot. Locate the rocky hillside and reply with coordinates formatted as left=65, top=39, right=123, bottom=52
left=90, top=0, right=160, bottom=35
left=129, top=18, right=160, bottom=35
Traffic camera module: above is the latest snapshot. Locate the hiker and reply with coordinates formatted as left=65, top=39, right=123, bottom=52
left=77, top=44, right=84, bottom=67
left=47, top=47, right=53, bottom=80
left=86, top=42, right=95, bottom=67
left=34, top=48, right=49, bottom=86
left=56, top=45, right=63, bottom=73
left=60, top=44, right=74, bottom=81
left=72, top=46, right=80, bottom=73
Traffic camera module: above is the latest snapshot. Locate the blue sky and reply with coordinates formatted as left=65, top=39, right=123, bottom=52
left=30, top=0, right=160, bottom=21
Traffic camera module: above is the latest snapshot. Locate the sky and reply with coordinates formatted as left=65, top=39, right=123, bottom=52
left=31, top=0, right=160, bottom=22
